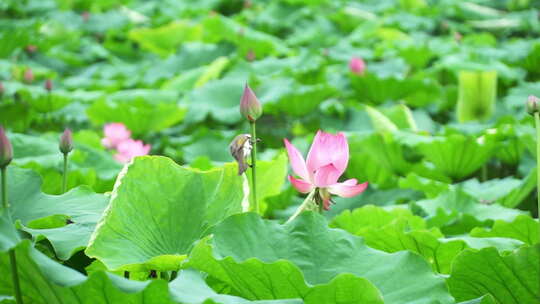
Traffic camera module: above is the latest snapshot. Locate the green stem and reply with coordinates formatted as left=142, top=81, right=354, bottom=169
left=9, top=250, right=23, bottom=304
left=249, top=121, right=258, bottom=214
left=2, top=168, right=23, bottom=304
left=534, top=113, right=540, bottom=243
left=285, top=190, right=316, bottom=224
left=62, top=154, right=68, bottom=194
left=1, top=167, right=7, bottom=209
left=481, top=164, right=488, bottom=182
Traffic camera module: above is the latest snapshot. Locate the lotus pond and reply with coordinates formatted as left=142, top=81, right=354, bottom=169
left=0, top=0, right=539, bottom=303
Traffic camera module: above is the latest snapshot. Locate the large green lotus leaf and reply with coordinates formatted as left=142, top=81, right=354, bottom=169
left=0, top=166, right=108, bottom=259
left=398, top=173, right=450, bottom=198
left=182, top=78, right=243, bottom=125
left=0, top=241, right=298, bottom=304
left=128, top=21, right=203, bottom=57
left=470, top=215, right=539, bottom=245
left=330, top=205, right=522, bottom=274
left=349, top=73, right=425, bottom=104
left=246, top=153, right=288, bottom=214
left=415, top=189, right=526, bottom=235
left=187, top=212, right=453, bottom=304
left=202, top=15, right=288, bottom=57
left=87, top=89, right=186, bottom=135
left=448, top=245, right=540, bottom=303
left=417, top=134, right=494, bottom=181
left=257, top=78, right=335, bottom=117
left=459, top=177, right=524, bottom=204
left=85, top=156, right=244, bottom=271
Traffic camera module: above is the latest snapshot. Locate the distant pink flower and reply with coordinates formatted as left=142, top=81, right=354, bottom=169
left=101, top=123, right=131, bottom=149
left=349, top=57, right=366, bottom=75
left=284, top=130, right=368, bottom=210
left=114, top=139, right=151, bottom=163
left=23, top=68, right=34, bottom=83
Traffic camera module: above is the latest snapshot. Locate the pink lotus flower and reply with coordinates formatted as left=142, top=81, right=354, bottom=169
left=101, top=123, right=131, bottom=149
left=284, top=130, right=368, bottom=210
left=114, top=139, right=151, bottom=163
left=349, top=57, right=366, bottom=75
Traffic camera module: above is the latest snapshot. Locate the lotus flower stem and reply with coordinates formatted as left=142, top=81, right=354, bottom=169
left=534, top=112, right=540, bottom=240
left=62, top=154, right=68, bottom=193
left=285, top=190, right=316, bottom=224
left=2, top=168, right=23, bottom=304
left=1, top=167, right=6, bottom=209
left=249, top=121, right=258, bottom=213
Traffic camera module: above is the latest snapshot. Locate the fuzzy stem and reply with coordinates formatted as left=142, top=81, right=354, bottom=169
left=534, top=112, right=540, bottom=242
left=285, top=190, right=316, bottom=224
left=62, top=154, right=68, bottom=194
left=249, top=121, right=258, bottom=214
left=2, top=168, right=23, bottom=304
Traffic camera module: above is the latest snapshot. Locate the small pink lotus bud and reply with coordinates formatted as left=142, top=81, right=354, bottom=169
left=82, top=11, right=90, bottom=21
left=59, top=128, right=73, bottom=155
left=246, top=49, right=255, bottom=62
left=454, top=32, right=462, bottom=43
left=45, top=79, right=53, bottom=92
left=25, top=45, right=37, bottom=53
left=0, top=126, right=13, bottom=168
left=349, top=57, right=366, bottom=75
left=0, top=82, right=4, bottom=97
left=24, top=69, right=34, bottom=84
left=527, top=95, right=539, bottom=116
left=240, top=84, right=262, bottom=122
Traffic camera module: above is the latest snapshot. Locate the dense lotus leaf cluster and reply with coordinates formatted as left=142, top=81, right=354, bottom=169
left=1, top=0, right=540, bottom=304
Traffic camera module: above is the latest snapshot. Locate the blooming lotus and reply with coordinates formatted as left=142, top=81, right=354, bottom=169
left=114, top=139, right=151, bottom=164
left=101, top=123, right=131, bottom=149
left=284, top=130, right=367, bottom=210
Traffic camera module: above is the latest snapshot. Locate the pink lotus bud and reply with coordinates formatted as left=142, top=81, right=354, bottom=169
left=0, top=126, right=13, bottom=168
left=246, top=49, right=255, bottom=62
left=24, top=69, right=34, bottom=84
left=45, top=79, right=53, bottom=92
left=59, top=128, right=73, bottom=155
left=0, top=82, right=4, bottom=97
left=454, top=32, right=462, bottom=43
left=527, top=95, right=539, bottom=116
left=25, top=45, right=37, bottom=53
left=240, top=84, right=262, bottom=122
left=349, top=57, right=366, bottom=75
left=82, top=11, right=90, bottom=21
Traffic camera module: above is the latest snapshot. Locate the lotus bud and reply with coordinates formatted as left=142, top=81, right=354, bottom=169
left=0, top=127, right=13, bottom=168
left=0, top=82, right=4, bottom=97
left=246, top=49, right=255, bottom=62
left=527, top=95, right=539, bottom=116
left=240, top=84, right=262, bottom=122
left=24, top=68, right=34, bottom=84
left=25, top=45, right=37, bottom=53
left=349, top=57, right=366, bottom=75
left=45, top=79, right=53, bottom=92
left=82, top=11, right=90, bottom=21
left=456, top=70, right=497, bottom=123
left=59, top=128, right=73, bottom=155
